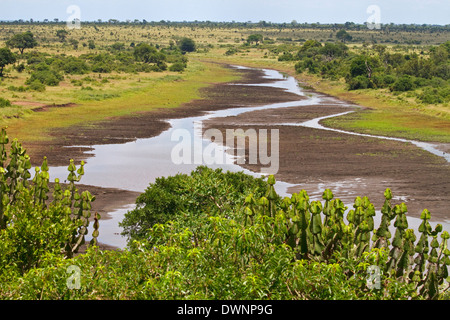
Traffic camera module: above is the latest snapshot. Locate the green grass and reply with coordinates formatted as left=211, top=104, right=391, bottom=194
left=322, top=106, right=450, bottom=143
left=2, top=59, right=239, bottom=143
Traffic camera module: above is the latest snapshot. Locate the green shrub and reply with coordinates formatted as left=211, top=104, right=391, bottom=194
left=7, top=85, right=27, bottom=92
left=391, top=75, right=415, bottom=92
left=0, top=129, right=99, bottom=276
left=27, top=79, right=46, bottom=92
left=120, top=166, right=269, bottom=241
left=91, top=62, right=112, bottom=73
left=25, top=69, right=63, bottom=86
left=348, top=75, right=370, bottom=90
left=417, top=87, right=450, bottom=104
left=0, top=97, right=11, bottom=108
left=169, top=61, right=186, bottom=72
left=278, top=52, right=295, bottom=61
left=3, top=170, right=448, bottom=300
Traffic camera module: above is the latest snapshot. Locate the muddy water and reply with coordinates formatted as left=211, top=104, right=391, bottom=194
left=48, top=65, right=450, bottom=248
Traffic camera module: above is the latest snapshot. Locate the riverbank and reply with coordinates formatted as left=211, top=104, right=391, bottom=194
left=32, top=64, right=304, bottom=248
left=196, top=51, right=450, bottom=144
left=8, top=62, right=449, bottom=249
left=203, top=68, right=450, bottom=221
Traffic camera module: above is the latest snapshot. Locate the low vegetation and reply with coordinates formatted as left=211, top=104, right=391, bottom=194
left=0, top=22, right=448, bottom=300
left=0, top=132, right=448, bottom=299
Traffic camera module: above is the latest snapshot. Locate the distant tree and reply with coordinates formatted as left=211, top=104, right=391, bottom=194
left=88, top=40, right=96, bottom=50
left=247, top=34, right=263, bottom=45
left=56, top=29, right=69, bottom=42
left=69, top=39, right=79, bottom=50
left=319, top=42, right=348, bottom=60
left=110, top=42, right=125, bottom=51
left=298, top=39, right=322, bottom=52
left=178, top=37, right=196, bottom=53
left=134, top=43, right=166, bottom=64
left=6, top=31, right=37, bottom=55
left=336, top=29, right=352, bottom=43
left=0, top=47, right=17, bottom=77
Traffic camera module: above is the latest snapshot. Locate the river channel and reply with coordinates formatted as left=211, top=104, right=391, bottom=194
left=48, top=65, right=450, bottom=248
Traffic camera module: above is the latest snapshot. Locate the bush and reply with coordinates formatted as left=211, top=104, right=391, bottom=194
left=14, top=63, right=25, bottom=73
left=383, top=74, right=396, bottom=86
left=278, top=52, right=295, bottom=61
left=60, top=59, right=90, bottom=75
left=348, top=75, right=370, bottom=90
left=224, top=47, right=238, bottom=56
left=391, top=75, right=415, bottom=92
left=178, top=37, right=196, bottom=53
left=3, top=170, right=448, bottom=300
left=26, top=69, right=63, bottom=86
left=7, top=85, right=27, bottom=92
left=0, top=97, right=11, bottom=108
left=169, top=61, right=186, bottom=72
left=120, top=166, right=269, bottom=241
left=91, top=62, right=112, bottom=73
left=0, top=129, right=99, bottom=275
left=417, top=87, right=450, bottom=104
left=27, top=79, right=46, bottom=92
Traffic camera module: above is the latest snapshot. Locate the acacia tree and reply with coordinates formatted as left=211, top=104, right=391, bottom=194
left=247, top=34, right=263, bottom=45
left=134, top=43, right=166, bottom=64
left=0, top=47, right=16, bottom=77
left=56, top=29, right=69, bottom=42
left=336, top=29, right=352, bottom=43
left=6, top=31, right=37, bottom=55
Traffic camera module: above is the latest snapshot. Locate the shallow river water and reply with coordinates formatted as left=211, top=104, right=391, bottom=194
left=48, top=65, right=450, bottom=248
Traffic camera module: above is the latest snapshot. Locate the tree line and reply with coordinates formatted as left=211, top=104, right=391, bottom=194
left=2, top=20, right=449, bottom=32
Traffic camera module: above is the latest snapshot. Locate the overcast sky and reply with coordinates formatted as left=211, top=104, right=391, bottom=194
left=1, top=0, right=449, bottom=25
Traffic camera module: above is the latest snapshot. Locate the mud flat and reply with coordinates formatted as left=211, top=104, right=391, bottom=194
left=204, top=87, right=450, bottom=221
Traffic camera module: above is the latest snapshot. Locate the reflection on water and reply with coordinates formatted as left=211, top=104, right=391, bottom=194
left=48, top=65, right=450, bottom=248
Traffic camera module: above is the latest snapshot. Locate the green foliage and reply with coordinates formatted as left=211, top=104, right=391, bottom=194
left=290, top=39, right=449, bottom=103
left=0, top=47, right=16, bottom=77
left=120, top=166, right=269, bottom=242
left=56, top=29, right=68, bottom=43
left=0, top=98, right=12, bottom=108
left=133, top=43, right=167, bottom=71
left=247, top=34, right=264, bottom=45
left=391, top=75, right=415, bottom=92
left=27, top=80, right=46, bottom=92
left=0, top=128, right=100, bottom=276
left=51, top=55, right=90, bottom=75
left=178, top=37, right=196, bottom=53
left=3, top=169, right=448, bottom=299
left=348, top=75, right=371, bottom=90
left=417, top=87, right=450, bottom=104
left=6, top=31, right=37, bottom=55
left=88, top=40, right=96, bottom=50
left=169, top=61, right=187, bottom=72
left=25, top=69, right=63, bottom=86
left=336, top=29, right=353, bottom=43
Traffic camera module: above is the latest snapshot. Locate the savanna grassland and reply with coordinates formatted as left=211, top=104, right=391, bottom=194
left=0, top=22, right=449, bottom=143
left=0, top=21, right=449, bottom=301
